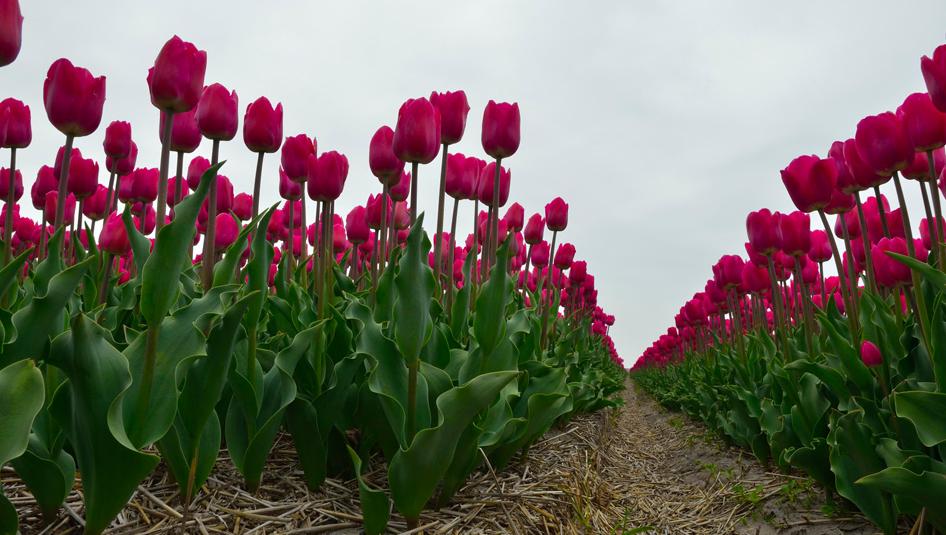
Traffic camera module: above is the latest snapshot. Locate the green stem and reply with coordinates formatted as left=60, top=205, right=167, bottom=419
left=541, top=231, right=558, bottom=352
left=410, top=161, right=418, bottom=226
left=173, top=151, right=184, bottom=220
left=893, top=171, right=932, bottom=346
left=434, top=144, right=448, bottom=286
left=200, top=140, right=221, bottom=291
left=156, top=111, right=174, bottom=235
left=818, top=209, right=859, bottom=346
left=854, top=192, right=878, bottom=294
left=927, top=151, right=946, bottom=269
left=132, top=323, right=162, bottom=444
left=2, top=147, right=16, bottom=308
left=54, top=134, right=75, bottom=231
left=407, top=359, right=418, bottom=443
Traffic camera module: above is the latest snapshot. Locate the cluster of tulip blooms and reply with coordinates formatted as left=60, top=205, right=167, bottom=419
left=631, top=39, right=946, bottom=535
left=0, top=3, right=625, bottom=534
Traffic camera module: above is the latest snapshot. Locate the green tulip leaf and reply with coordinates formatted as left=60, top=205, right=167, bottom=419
left=9, top=435, right=75, bottom=525
left=894, top=391, right=946, bottom=447
left=450, top=246, right=476, bottom=342
left=394, top=213, right=435, bottom=363
left=347, top=446, right=390, bottom=535
left=0, top=359, right=45, bottom=535
left=473, top=239, right=512, bottom=359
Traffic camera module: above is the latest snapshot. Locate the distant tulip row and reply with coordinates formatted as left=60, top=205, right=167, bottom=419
left=0, top=3, right=624, bottom=535
left=631, top=40, right=946, bottom=535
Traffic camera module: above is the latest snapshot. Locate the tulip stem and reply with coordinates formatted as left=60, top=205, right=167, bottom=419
left=410, top=162, right=418, bottom=226
left=252, top=152, right=263, bottom=222
left=380, top=182, right=389, bottom=276
left=541, top=231, right=558, bottom=352
left=131, top=323, right=162, bottom=446
left=818, top=209, right=859, bottom=346
left=407, top=359, right=418, bottom=443
left=287, top=200, right=296, bottom=277
left=854, top=193, right=878, bottom=295
left=300, top=197, right=308, bottom=290
left=174, top=151, right=184, bottom=220
left=105, top=170, right=116, bottom=219
left=445, top=196, right=459, bottom=314
left=156, top=112, right=174, bottom=236
left=793, top=261, right=815, bottom=356
left=490, top=158, right=503, bottom=269
left=873, top=185, right=891, bottom=238
left=728, top=292, right=747, bottom=365
left=838, top=215, right=861, bottom=321
left=54, top=135, right=75, bottom=231
left=892, top=171, right=932, bottom=343
left=201, top=140, right=220, bottom=291
left=434, top=144, right=448, bottom=287
left=97, top=252, right=112, bottom=309
left=471, top=199, right=480, bottom=308
left=2, top=147, right=16, bottom=308
left=927, top=150, right=946, bottom=269
left=482, top=205, right=493, bottom=281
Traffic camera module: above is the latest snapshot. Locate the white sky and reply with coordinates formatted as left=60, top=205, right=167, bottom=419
left=2, top=1, right=946, bottom=366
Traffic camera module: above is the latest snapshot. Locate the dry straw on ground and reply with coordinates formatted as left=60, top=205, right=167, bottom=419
left=4, top=381, right=898, bottom=534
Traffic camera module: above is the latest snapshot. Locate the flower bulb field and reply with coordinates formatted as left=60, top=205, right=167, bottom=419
left=3, top=1, right=946, bottom=534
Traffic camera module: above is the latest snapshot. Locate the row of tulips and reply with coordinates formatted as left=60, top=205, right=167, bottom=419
left=631, top=40, right=946, bottom=534
left=0, top=5, right=625, bottom=535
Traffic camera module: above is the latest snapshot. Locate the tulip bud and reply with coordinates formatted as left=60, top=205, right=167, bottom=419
left=307, top=151, right=348, bottom=202
left=843, top=138, right=887, bottom=190
left=834, top=211, right=860, bottom=240
left=55, top=145, right=82, bottom=181
left=808, top=229, right=832, bottom=263
left=31, top=166, right=58, bottom=210
left=103, top=120, right=132, bottom=160
left=83, top=184, right=109, bottom=221
left=166, top=176, right=189, bottom=207
left=746, top=209, right=780, bottom=255
left=531, top=240, right=550, bottom=267
left=0, top=0, right=24, bottom=67
left=445, top=153, right=476, bottom=200
left=346, top=205, right=370, bottom=244
left=828, top=141, right=858, bottom=194
left=365, top=193, right=392, bottom=230
left=554, top=243, right=576, bottom=270
left=481, top=100, right=521, bottom=159
left=44, top=192, right=75, bottom=225
left=476, top=161, right=510, bottom=207
left=545, top=197, right=568, bottom=232
left=214, top=213, right=239, bottom=252
left=186, top=156, right=211, bottom=191
left=921, top=44, right=946, bottom=113
left=160, top=108, right=202, bottom=153
left=281, top=134, right=316, bottom=183
left=279, top=168, right=303, bottom=201
left=148, top=36, right=207, bottom=113
left=0, top=167, right=22, bottom=202
left=131, top=168, right=159, bottom=204
left=902, top=149, right=945, bottom=181
left=196, top=83, right=239, bottom=141
left=99, top=213, right=130, bottom=256
left=524, top=213, right=545, bottom=245
left=860, top=341, right=883, bottom=368
left=333, top=223, right=348, bottom=253
left=871, top=237, right=911, bottom=288
left=369, top=126, right=405, bottom=184
left=233, top=193, right=252, bottom=221
left=390, top=171, right=411, bottom=202
left=777, top=211, right=811, bottom=257
left=897, top=92, right=946, bottom=152
left=0, top=98, right=30, bottom=149
left=430, top=90, right=470, bottom=145
left=134, top=204, right=156, bottom=235
left=569, top=260, right=587, bottom=284
left=393, top=97, right=441, bottom=164
left=824, top=190, right=855, bottom=215
left=67, top=155, right=99, bottom=199
left=855, top=112, right=914, bottom=176
left=393, top=202, right=410, bottom=230
left=243, top=96, right=283, bottom=153
left=714, top=255, right=745, bottom=290
left=920, top=217, right=945, bottom=251
left=43, top=58, right=106, bottom=137
left=282, top=200, right=302, bottom=228
left=107, top=141, right=138, bottom=176
left=504, top=202, right=524, bottom=232
left=210, top=175, right=234, bottom=213
left=780, top=155, right=837, bottom=213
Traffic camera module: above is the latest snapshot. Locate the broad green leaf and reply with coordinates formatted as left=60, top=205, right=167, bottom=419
left=0, top=359, right=45, bottom=535
left=347, top=446, right=390, bottom=535
left=473, top=239, right=511, bottom=359
left=894, top=391, right=946, bottom=447
left=394, top=213, right=435, bottom=362
left=450, top=246, right=476, bottom=342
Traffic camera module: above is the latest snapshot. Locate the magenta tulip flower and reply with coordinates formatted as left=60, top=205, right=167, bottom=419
left=445, top=153, right=476, bottom=200
left=148, top=36, right=206, bottom=113
left=780, top=155, right=837, bottom=213
left=554, top=243, right=576, bottom=270
left=430, top=90, right=470, bottom=145
left=504, top=202, right=524, bottom=233
left=186, top=156, right=211, bottom=191
left=393, top=97, right=441, bottom=164
left=777, top=211, right=811, bottom=257
left=160, top=108, right=202, bottom=153
left=0, top=0, right=24, bottom=67
left=279, top=167, right=303, bottom=201
left=524, top=213, right=545, bottom=245
left=103, top=121, right=132, bottom=160
left=107, top=141, right=138, bottom=177
left=83, top=184, right=109, bottom=221
left=214, top=213, right=238, bottom=252
left=233, top=193, right=252, bottom=221
left=369, top=125, right=405, bottom=184
left=921, top=44, right=946, bottom=113
left=746, top=209, right=780, bottom=255
left=545, top=197, right=568, bottom=232
left=196, top=84, right=239, bottom=141
left=281, top=134, right=316, bottom=183
left=346, top=205, right=370, bottom=245
left=307, top=151, right=348, bottom=202
left=531, top=240, right=550, bottom=267
left=897, top=92, right=946, bottom=152
left=243, top=96, right=283, bottom=153
left=476, top=161, right=510, bottom=207
left=99, top=213, right=131, bottom=256
left=855, top=112, right=915, bottom=176
left=0, top=98, right=30, bottom=149
left=481, top=100, right=521, bottom=159
left=67, top=155, right=99, bottom=199
left=860, top=341, right=883, bottom=368
left=0, top=167, right=21, bottom=201
left=44, top=59, right=106, bottom=138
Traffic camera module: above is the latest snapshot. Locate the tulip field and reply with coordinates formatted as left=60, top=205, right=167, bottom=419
left=632, top=40, right=946, bottom=535
left=0, top=4, right=628, bottom=535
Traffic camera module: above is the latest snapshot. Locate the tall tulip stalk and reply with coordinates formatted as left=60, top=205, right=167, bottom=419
left=430, top=91, right=469, bottom=287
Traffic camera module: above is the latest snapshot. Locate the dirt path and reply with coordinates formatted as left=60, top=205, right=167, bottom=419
left=7, top=380, right=899, bottom=534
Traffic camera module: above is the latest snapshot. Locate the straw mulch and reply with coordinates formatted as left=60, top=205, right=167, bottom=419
left=4, top=381, right=892, bottom=534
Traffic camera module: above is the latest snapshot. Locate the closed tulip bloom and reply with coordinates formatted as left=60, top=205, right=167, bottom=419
left=393, top=202, right=410, bottom=230
left=390, top=170, right=411, bottom=202
left=131, top=168, right=159, bottom=203
left=683, top=298, right=706, bottom=326
left=897, top=92, right=946, bottom=152
left=887, top=208, right=906, bottom=239
left=282, top=200, right=302, bottom=227
left=0, top=0, right=24, bottom=67
left=872, top=237, right=911, bottom=288
left=31, top=166, right=58, bottom=210
left=829, top=141, right=858, bottom=194
left=43, top=59, right=106, bottom=137
left=476, top=161, right=510, bottom=207
left=545, top=197, right=568, bottom=232
left=107, top=141, right=138, bottom=176
left=744, top=242, right=768, bottom=267
left=777, top=211, right=811, bottom=256
left=445, top=153, right=476, bottom=199
left=843, top=138, right=887, bottom=189
left=14, top=217, right=33, bottom=243
left=196, top=83, right=238, bottom=141
left=213, top=175, right=234, bottom=213
left=921, top=44, right=946, bottom=113
left=148, top=36, right=206, bottom=113
left=266, top=209, right=285, bottom=240
left=99, top=213, right=130, bottom=255
left=243, top=96, right=283, bottom=153
left=824, top=190, right=855, bottom=214
left=504, top=202, right=524, bottom=232
left=279, top=167, right=302, bottom=201
left=67, top=155, right=99, bottom=199
left=214, top=213, right=238, bottom=251
left=855, top=112, right=914, bottom=176
left=741, top=263, right=770, bottom=294
left=160, top=108, right=202, bottom=153
left=745, top=208, right=780, bottom=255
left=524, top=213, right=545, bottom=245
left=393, top=97, right=441, bottom=164
left=307, top=151, right=348, bottom=202
left=232, top=192, right=252, bottom=221
left=481, top=100, right=521, bottom=159
left=368, top=125, right=405, bottom=184
left=0, top=98, right=30, bottom=148
left=916, top=238, right=930, bottom=263
left=83, top=184, right=109, bottom=221
left=569, top=260, right=587, bottom=284
left=430, top=90, right=470, bottom=145
left=554, top=243, right=576, bottom=270
left=280, top=134, right=316, bottom=183
left=920, top=217, right=945, bottom=250
left=346, top=205, right=370, bottom=244
left=0, top=167, right=22, bottom=202
left=44, top=192, right=75, bottom=225
left=333, top=223, right=348, bottom=253
left=186, top=156, right=211, bottom=191
left=780, top=155, right=838, bottom=213
left=715, top=255, right=745, bottom=290
left=808, top=229, right=833, bottom=263
left=54, top=146, right=82, bottom=181
left=860, top=341, right=883, bottom=368
left=531, top=240, right=550, bottom=267
left=902, top=149, right=945, bottom=181
left=359, top=232, right=375, bottom=257
left=100, top=121, right=132, bottom=161
left=365, top=193, right=392, bottom=230
left=166, top=176, right=189, bottom=207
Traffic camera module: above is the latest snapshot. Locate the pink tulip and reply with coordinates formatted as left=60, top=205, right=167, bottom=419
left=0, top=0, right=24, bottom=67
left=843, top=138, right=887, bottom=190
left=921, top=44, right=946, bottom=113
left=186, top=156, right=211, bottom=191
left=196, top=83, right=239, bottom=141
left=166, top=176, right=189, bottom=207
left=824, top=190, right=855, bottom=215
left=307, top=151, right=348, bottom=202
left=481, top=100, right=521, bottom=159
left=279, top=168, right=303, bottom=201
left=365, top=193, right=392, bottom=230
left=524, top=213, right=545, bottom=245
left=393, top=97, right=441, bottom=164
left=808, top=229, right=832, bottom=263
left=333, top=223, right=348, bottom=253
left=67, top=155, right=99, bottom=199
left=390, top=171, right=411, bottom=202
left=531, top=240, right=550, bottom=267
left=44, top=192, right=75, bottom=225
left=780, top=155, right=837, bottom=213
left=214, top=213, right=238, bottom=251
left=855, top=112, right=914, bottom=176
left=741, top=263, right=770, bottom=294
left=860, top=341, right=883, bottom=368
left=393, top=202, right=410, bottom=230
left=430, top=90, right=470, bottom=145
left=746, top=209, right=780, bottom=255
left=777, top=211, right=810, bottom=257
left=243, top=96, right=283, bottom=153
left=829, top=141, right=858, bottom=194
left=920, top=217, right=945, bottom=250
left=161, top=108, right=202, bottom=153
left=897, top=92, right=946, bottom=152
left=346, top=205, right=370, bottom=244
left=31, top=166, right=58, bottom=210
left=445, top=153, right=477, bottom=200
left=545, top=197, right=568, bottom=232
left=0, top=167, right=22, bottom=202
left=476, top=161, right=510, bottom=207
left=281, top=134, right=316, bottom=182
left=103, top=120, right=132, bottom=160
left=99, top=213, right=130, bottom=256
left=43, top=59, right=106, bottom=137
left=872, top=237, right=911, bottom=288
left=714, top=255, right=745, bottom=290
left=233, top=193, right=252, bottom=221
left=369, top=125, right=405, bottom=184
left=902, top=149, right=945, bottom=181
left=554, top=243, right=576, bottom=270
left=148, top=36, right=207, bottom=113
left=131, top=168, right=159, bottom=203
left=282, top=200, right=302, bottom=227
left=0, top=98, right=30, bottom=148
left=83, top=185, right=109, bottom=221
left=504, top=202, right=524, bottom=232
left=745, top=242, right=768, bottom=267
left=134, top=204, right=156, bottom=235
left=107, top=141, right=138, bottom=176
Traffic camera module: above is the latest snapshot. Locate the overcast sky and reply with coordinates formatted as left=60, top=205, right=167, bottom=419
left=2, top=1, right=946, bottom=366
